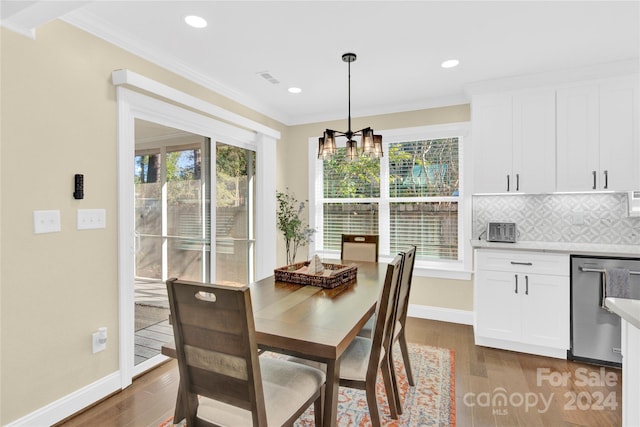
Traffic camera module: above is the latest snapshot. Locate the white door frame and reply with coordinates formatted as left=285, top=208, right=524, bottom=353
left=115, top=83, right=277, bottom=387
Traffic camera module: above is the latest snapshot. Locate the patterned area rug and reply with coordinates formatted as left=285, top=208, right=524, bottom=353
left=160, top=342, right=455, bottom=427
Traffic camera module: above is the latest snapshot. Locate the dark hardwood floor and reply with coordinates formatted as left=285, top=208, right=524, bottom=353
left=57, top=318, right=622, bottom=427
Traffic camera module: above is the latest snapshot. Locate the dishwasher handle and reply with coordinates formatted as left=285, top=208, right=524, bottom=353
left=579, top=266, right=640, bottom=276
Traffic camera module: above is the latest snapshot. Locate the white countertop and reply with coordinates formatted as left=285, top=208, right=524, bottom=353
left=471, top=240, right=640, bottom=258
left=605, top=298, right=640, bottom=330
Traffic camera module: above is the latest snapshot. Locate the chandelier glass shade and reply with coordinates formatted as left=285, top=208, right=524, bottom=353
left=317, top=53, right=383, bottom=160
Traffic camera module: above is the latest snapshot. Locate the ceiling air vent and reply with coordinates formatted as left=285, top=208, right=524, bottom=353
left=257, top=71, right=279, bottom=85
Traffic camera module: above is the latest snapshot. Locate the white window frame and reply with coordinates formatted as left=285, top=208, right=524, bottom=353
left=308, top=122, right=472, bottom=280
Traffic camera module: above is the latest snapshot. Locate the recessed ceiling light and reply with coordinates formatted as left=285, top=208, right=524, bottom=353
left=184, top=15, right=207, bottom=29
left=441, top=59, right=459, bottom=69
left=288, top=87, right=302, bottom=94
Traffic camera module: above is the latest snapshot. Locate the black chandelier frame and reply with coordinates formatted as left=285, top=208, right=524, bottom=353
left=317, top=53, right=383, bottom=160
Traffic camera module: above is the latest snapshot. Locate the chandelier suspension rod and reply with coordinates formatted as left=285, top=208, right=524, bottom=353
left=347, top=56, right=352, bottom=138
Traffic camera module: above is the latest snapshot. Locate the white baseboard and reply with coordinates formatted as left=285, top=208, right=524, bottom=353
left=408, top=304, right=474, bottom=325
left=5, top=371, right=121, bottom=427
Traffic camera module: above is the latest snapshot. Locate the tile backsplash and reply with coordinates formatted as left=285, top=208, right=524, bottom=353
left=473, top=193, right=640, bottom=245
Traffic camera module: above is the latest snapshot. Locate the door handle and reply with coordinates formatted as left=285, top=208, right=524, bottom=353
left=603, top=170, right=608, bottom=189
left=510, top=261, right=533, bottom=266
left=592, top=170, right=597, bottom=190
left=507, top=174, right=510, bottom=192
left=516, top=174, right=520, bottom=191
left=515, top=274, right=518, bottom=294
left=525, top=275, right=529, bottom=295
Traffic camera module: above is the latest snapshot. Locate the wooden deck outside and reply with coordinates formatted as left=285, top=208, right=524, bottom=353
left=135, top=280, right=172, bottom=364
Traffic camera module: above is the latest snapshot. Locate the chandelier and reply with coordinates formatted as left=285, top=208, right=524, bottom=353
left=317, top=53, right=383, bottom=160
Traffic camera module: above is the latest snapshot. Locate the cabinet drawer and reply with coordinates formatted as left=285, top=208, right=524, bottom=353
left=476, top=249, right=569, bottom=276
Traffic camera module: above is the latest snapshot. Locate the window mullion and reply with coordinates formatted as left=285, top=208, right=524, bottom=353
left=379, top=142, right=390, bottom=257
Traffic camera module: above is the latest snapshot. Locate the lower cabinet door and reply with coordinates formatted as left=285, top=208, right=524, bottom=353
left=475, top=270, right=522, bottom=341
left=520, top=274, right=569, bottom=348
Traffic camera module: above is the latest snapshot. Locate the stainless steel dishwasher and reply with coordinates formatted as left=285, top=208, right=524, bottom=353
left=570, top=255, right=640, bottom=366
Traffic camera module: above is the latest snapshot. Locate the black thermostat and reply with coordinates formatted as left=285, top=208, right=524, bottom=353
left=73, top=174, right=84, bottom=199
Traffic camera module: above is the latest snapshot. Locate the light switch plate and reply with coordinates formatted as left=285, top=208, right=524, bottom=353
left=77, top=209, right=106, bottom=230
left=33, top=210, right=61, bottom=234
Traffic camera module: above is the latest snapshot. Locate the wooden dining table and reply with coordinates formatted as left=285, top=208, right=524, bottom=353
left=162, top=260, right=387, bottom=427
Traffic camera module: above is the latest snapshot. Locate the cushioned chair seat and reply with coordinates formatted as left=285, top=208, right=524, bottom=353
left=198, top=357, right=325, bottom=426
left=338, top=337, right=386, bottom=382
left=358, top=317, right=402, bottom=341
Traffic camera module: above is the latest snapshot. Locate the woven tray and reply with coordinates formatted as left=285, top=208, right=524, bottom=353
left=274, top=261, right=357, bottom=289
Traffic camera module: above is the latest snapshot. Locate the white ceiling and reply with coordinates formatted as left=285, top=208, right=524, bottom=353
left=2, top=1, right=639, bottom=125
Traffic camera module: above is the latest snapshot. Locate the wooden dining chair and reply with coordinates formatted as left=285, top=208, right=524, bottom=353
left=357, top=246, right=417, bottom=417
left=387, top=246, right=417, bottom=413
left=341, top=234, right=379, bottom=262
left=166, top=278, right=326, bottom=427
left=288, top=254, right=403, bottom=426
left=337, top=254, right=403, bottom=425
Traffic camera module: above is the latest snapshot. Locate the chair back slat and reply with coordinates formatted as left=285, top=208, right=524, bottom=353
left=166, top=278, right=267, bottom=425
left=341, top=234, right=379, bottom=262
left=396, top=246, right=417, bottom=325
left=368, top=255, right=403, bottom=373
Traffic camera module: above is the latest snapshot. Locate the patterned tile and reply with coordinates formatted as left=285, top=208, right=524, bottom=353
left=473, top=193, right=640, bottom=245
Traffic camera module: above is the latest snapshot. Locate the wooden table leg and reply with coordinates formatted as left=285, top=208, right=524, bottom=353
left=323, top=358, right=340, bottom=427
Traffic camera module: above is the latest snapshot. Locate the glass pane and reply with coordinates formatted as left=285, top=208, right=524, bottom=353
left=167, top=237, right=206, bottom=281
left=166, top=144, right=209, bottom=280
left=135, top=152, right=162, bottom=279
left=323, top=203, right=378, bottom=251
left=215, top=143, right=256, bottom=284
left=323, top=147, right=380, bottom=198
left=135, top=236, right=162, bottom=279
left=389, top=138, right=459, bottom=197
left=390, top=202, right=458, bottom=260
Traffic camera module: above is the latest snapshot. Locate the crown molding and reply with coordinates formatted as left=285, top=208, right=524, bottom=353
left=0, top=20, right=36, bottom=38
left=61, top=10, right=292, bottom=125
left=289, top=93, right=470, bottom=126
left=464, top=59, right=640, bottom=97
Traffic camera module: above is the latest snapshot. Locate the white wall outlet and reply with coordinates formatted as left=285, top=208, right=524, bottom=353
left=77, top=209, right=106, bottom=230
left=33, top=210, right=61, bottom=234
left=92, top=327, right=107, bottom=353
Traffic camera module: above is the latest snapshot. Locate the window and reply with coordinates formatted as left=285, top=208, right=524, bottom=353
left=310, top=123, right=470, bottom=277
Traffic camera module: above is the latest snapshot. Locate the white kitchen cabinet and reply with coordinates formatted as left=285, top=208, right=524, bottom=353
left=474, top=249, right=570, bottom=358
left=512, top=90, right=557, bottom=193
left=472, top=94, right=513, bottom=193
left=557, top=75, right=639, bottom=192
left=472, top=90, right=556, bottom=194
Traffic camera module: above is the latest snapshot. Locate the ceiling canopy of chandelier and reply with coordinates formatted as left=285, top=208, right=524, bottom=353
left=317, top=53, right=383, bottom=161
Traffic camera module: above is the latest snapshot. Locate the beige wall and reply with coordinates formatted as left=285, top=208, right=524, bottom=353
left=1, top=19, right=470, bottom=424
left=0, top=21, right=285, bottom=424
left=278, top=107, right=473, bottom=312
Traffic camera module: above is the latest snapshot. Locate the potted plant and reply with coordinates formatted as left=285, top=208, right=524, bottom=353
left=276, top=189, right=316, bottom=266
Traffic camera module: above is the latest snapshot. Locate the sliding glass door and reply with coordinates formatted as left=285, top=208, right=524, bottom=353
left=133, top=120, right=256, bottom=370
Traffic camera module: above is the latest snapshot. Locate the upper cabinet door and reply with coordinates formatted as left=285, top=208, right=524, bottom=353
left=599, top=75, right=638, bottom=192
left=556, top=85, right=600, bottom=192
left=513, top=90, right=556, bottom=193
left=472, top=94, right=513, bottom=193
left=557, top=75, right=639, bottom=192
